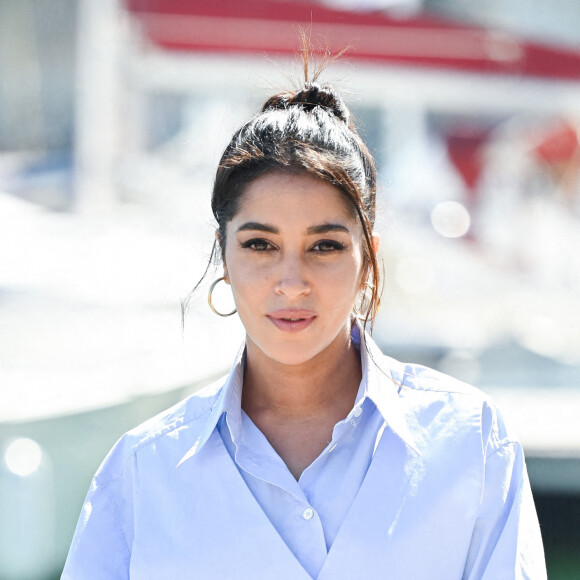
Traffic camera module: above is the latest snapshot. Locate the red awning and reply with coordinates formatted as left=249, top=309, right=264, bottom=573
left=445, top=126, right=493, bottom=192
left=126, top=0, right=580, bottom=80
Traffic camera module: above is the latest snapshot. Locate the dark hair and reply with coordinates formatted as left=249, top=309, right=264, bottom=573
left=184, top=74, right=382, bottom=330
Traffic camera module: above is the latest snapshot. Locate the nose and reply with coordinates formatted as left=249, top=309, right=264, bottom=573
left=275, top=253, right=310, bottom=298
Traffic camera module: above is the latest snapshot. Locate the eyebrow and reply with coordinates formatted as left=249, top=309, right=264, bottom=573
left=236, top=222, right=351, bottom=235
left=306, top=224, right=350, bottom=235
left=236, top=222, right=279, bottom=234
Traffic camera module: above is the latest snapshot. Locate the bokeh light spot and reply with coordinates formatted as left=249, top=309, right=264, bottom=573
left=431, top=201, right=471, bottom=238
left=4, top=438, right=43, bottom=476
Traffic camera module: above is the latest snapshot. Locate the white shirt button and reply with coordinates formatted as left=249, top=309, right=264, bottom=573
left=328, top=443, right=337, bottom=453
left=303, top=507, right=315, bottom=520
left=353, top=407, right=363, bottom=418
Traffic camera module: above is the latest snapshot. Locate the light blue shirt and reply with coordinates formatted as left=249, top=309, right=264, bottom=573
left=63, top=330, right=546, bottom=579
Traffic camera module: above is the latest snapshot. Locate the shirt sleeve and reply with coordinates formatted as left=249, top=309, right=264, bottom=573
left=61, top=475, right=131, bottom=579
left=463, top=440, right=547, bottom=580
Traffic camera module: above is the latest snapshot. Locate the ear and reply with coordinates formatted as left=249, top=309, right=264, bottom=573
left=216, top=231, right=231, bottom=284
left=371, top=231, right=381, bottom=256
left=360, top=232, right=381, bottom=289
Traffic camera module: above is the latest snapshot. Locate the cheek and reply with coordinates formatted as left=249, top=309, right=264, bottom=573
left=323, top=256, right=365, bottom=302
left=347, top=245, right=366, bottom=285
left=223, top=255, right=268, bottom=305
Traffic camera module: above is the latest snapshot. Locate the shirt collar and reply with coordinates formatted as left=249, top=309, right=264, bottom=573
left=357, top=325, right=420, bottom=455
left=177, top=343, right=245, bottom=466
left=179, top=322, right=420, bottom=466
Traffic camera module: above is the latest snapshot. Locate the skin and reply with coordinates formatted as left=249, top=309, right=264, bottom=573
left=222, top=171, right=380, bottom=479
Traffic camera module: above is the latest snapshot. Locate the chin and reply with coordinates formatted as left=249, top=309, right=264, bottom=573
left=250, top=338, right=317, bottom=367
left=272, top=350, right=321, bottom=367
left=246, top=325, right=349, bottom=368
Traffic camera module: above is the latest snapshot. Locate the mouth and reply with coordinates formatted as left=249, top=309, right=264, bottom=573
left=266, top=310, right=316, bottom=333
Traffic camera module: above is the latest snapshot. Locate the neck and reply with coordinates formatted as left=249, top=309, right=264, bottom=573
left=241, top=326, right=362, bottom=421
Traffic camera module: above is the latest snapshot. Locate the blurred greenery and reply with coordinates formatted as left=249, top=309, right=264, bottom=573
left=546, top=548, right=580, bottom=579
left=537, top=493, right=580, bottom=579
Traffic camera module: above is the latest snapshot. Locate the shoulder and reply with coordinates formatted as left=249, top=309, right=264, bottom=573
left=94, top=375, right=227, bottom=486
left=375, top=350, right=518, bottom=457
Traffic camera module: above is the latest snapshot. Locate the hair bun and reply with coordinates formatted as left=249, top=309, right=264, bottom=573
left=262, top=83, right=351, bottom=126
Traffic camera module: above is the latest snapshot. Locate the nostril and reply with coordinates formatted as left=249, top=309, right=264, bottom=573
left=275, top=279, right=310, bottom=297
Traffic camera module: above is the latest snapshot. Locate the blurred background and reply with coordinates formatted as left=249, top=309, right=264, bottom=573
left=1, top=0, right=579, bottom=578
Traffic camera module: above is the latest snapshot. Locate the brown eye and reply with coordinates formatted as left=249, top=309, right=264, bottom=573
left=311, top=240, right=347, bottom=252
left=240, top=239, right=274, bottom=251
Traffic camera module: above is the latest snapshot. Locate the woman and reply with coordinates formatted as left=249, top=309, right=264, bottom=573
left=63, top=71, right=546, bottom=578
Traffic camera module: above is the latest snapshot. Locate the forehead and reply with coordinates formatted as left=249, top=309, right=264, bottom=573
left=234, top=171, right=357, bottom=226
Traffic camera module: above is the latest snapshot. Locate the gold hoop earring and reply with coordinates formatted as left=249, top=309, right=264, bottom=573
left=208, top=277, right=237, bottom=317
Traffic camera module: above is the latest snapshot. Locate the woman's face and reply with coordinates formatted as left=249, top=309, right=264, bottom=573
left=223, top=171, right=375, bottom=367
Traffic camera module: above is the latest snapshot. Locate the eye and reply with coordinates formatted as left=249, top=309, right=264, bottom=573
left=239, top=238, right=275, bottom=251
left=310, top=240, right=348, bottom=253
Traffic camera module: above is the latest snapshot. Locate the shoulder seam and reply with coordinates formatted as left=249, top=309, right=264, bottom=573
left=94, top=473, right=132, bottom=554
left=397, top=376, right=479, bottom=396
left=135, top=405, right=214, bottom=455
left=101, top=404, right=215, bottom=485
left=376, top=359, right=480, bottom=396
left=486, top=437, right=519, bottom=459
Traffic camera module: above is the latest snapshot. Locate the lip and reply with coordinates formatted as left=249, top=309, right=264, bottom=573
left=266, top=310, right=317, bottom=333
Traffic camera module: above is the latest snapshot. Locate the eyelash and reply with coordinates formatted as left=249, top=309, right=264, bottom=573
left=239, top=239, right=274, bottom=251
left=311, top=240, right=348, bottom=252
left=239, top=239, right=347, bottom=253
